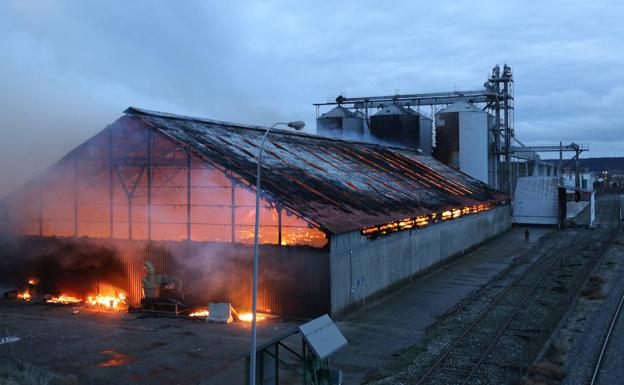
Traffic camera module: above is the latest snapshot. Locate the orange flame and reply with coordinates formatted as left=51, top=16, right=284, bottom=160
left=280, top=228, right=327, bottom=247
left=188, top=308, right=210, bottom=318
left=18, top=291, right=31, bottom=301
left=361, top=203, right=494, bottom=238
left=86, top=292, right=127, bottom=311
left=46, top=295, right=82, bottom=304
left=238, top=312, right=266, bottom=322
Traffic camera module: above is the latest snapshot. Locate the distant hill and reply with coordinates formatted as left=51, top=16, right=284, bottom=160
left=544, top=157, right=624, bottom=172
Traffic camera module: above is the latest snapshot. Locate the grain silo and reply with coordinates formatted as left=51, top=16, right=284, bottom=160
left=433, top=101, right=494, bottom=184
left=352, top=110, right=372, bottom=141
left=370, top=103, right=431, bottom=152
left=316, top=106, right=366, bottom=140
left=418, top=113, right=433, bottom=155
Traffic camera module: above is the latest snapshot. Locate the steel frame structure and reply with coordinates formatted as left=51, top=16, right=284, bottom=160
left=313, top=64, right=515, bottom=193
left=313, top=64, right=588, bottom=195
left=3, top=123, right=323, bottom=246
left=511, top=142, right=589, bottom=189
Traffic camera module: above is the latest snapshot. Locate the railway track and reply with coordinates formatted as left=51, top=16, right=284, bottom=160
left=413, top=200, right=620, bottom=385
left=589, top=278, right=624, bottom=385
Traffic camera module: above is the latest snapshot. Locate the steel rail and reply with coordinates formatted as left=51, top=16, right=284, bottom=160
left=459, top=250, right=564, bottom=385
left=415, top=228, right=612, bottom=385
left=413, top=234, right=577, bottom=385
left=460, top=234, right=596, bottom=384
left=466, top=224, right=620, bottom=385
left=589, top=277, right=624, bottom=385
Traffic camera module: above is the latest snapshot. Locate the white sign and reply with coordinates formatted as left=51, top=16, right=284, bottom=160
left=298, top=314, right=347, bottom=359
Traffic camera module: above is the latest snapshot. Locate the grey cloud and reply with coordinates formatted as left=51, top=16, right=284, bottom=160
left=1, top=0, right=623, bottom=197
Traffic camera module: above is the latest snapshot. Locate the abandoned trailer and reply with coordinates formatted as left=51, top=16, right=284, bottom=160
left=0, top=107, right=511, bottom=317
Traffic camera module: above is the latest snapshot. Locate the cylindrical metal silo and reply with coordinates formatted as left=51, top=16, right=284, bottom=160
left=434, top=101, right=493, bottom=184
left=352, top=110, right=371, bottom=140
left=369, top=104, right=423, bottom=149
left=433, top=107, right=460, bottom=169
left=419, top=114, right=433, bottom=155
left=316, top=106, right=365, bottom=140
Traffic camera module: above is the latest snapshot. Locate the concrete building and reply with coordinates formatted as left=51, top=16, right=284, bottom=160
left=562, top=169, right=594, bottom=192
left=512, top=176, right=566, bottom=226
left=1, top=107, right=510, bottom=317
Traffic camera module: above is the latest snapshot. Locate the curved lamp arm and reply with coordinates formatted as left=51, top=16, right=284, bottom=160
left=249, top=120, right=304, bottom=385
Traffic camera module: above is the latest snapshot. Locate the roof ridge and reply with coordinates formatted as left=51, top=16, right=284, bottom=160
left=125, top=106, right=422, bottom=152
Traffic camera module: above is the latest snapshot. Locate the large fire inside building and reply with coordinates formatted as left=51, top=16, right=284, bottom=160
left=0, top=107, right=511, bottom=317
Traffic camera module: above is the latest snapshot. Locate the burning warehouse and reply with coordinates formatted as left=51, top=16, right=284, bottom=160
left=0, top=107, right=510, bottom=317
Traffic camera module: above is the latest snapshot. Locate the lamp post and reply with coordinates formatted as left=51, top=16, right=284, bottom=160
left=249, top=120, right=305, bottom=385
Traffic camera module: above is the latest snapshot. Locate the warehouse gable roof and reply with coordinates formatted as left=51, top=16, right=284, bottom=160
left=124, top=107, right=507, bottom=234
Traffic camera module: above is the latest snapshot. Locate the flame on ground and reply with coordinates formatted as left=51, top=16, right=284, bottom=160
left=188, top=308, right=210, bottom=318
left=18, top=291, right=31, bottom=301
left=17, top=278, right=37, bottom=301
left=188, top=309, right=265, bottom=322
left=86, top=292, right=127, bottom=311
left=46, top=295, right=82, bottom=305
left=238, top=312, right=266, bottom=322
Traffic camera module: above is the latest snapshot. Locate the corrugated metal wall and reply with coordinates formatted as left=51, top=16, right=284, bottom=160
left=111, top=241, right=178, bottom=307
left=111, top=240, right=330, bottom=317
left=4, top=236, right=330, bottom=318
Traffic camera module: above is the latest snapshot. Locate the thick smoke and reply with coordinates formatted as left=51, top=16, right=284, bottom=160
left=0, top=236, right=126, bottom=298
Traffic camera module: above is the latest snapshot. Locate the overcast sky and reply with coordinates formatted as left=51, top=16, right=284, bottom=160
left=1, top=1, right=623, bottom=197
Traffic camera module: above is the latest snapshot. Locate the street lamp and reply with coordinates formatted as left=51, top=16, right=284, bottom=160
left=249, top=120, right=305, bottom=385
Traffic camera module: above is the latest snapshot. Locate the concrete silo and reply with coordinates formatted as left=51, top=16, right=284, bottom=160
left=433, top=101, right=494, bottom=184
left=370, top=103, right=432, bottom=152
left=316, top=106, right=367, bottom=141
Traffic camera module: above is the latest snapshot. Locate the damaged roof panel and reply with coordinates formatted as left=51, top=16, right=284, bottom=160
left=125, top=107, right=508, bottom=234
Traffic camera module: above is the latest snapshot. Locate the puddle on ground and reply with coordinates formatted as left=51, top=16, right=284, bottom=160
left=97, top=350, right=137, bottom=367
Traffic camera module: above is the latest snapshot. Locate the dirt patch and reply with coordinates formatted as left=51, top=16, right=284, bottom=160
left=148, top=341, right=167, bottom=349
left=147, top=364, right=178, bottom=377
left=581, top=275, right=606, bottom=300
left=174, top=330, right=197, bottom=336
left=528, top=361, right=566, bottom=381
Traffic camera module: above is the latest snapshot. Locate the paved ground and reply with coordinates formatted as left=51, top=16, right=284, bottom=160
left=0, top=304, right=298, bottom=385
left=0, top=227, right=550, bottom=385
left=332, top=226, right=551, bottom=384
